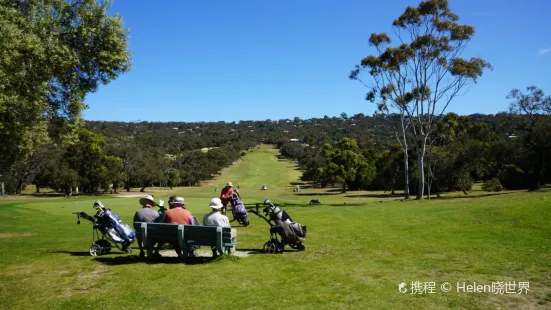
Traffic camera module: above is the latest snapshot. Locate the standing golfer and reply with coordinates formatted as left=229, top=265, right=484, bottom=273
left=219, top=182, right=234, bottom=215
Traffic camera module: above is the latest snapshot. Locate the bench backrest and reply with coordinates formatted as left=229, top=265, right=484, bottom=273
left=184, top=225, right=232, bottom=246
left=142, top=223, right=183, bottom=243
left=134, top=222, right=143, bottom=238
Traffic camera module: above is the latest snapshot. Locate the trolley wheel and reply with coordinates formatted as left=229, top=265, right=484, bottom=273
left=125, top=247, right=132, bottom=255
left=89, top=244, right=102, bottom=256
left=95, top=240, right=112, bottom=254
left=263, top=241, right=277, bottom=254
left=239, top=217, right=250, bottom=227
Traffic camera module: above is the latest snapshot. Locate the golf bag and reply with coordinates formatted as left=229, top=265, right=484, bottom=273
left=229, top=192, right=249, bottom=226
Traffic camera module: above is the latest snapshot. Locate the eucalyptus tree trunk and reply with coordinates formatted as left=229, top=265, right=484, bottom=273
left=398, top=116, right=410, bottom=199
left=403, top=151, right=409, bottom=199
left=415, top=136, right=427, bottom=200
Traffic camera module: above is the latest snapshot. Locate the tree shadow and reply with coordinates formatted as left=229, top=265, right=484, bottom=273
left=295, top=192, right=340, bottom=196
left=279, top=203, right=315, bottom=207
left=345, top=193, right=404, bottom=199
left=327, top=203, right=367, bottom=207
left=433, top=192, right=514, bottom=200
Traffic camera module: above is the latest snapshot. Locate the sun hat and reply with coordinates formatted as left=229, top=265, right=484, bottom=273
left=139, top=195, right=157, bottom=206
left=172, top=196, right=186, bottom=205
left=208, top=198, right=223, bottom=210
left=168, top=196, right=176, bottom=205
left=226, top=182, right=233, bottom=187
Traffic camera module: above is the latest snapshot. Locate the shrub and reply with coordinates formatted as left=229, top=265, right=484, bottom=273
left=240, top=151, right=247, bottom=156
left=482, top=178, right=503, bottom=192
left=456, top=171, right=473, bottom=194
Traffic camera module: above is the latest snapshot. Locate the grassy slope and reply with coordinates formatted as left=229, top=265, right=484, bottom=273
left=1, top=144, right=550, bottom=310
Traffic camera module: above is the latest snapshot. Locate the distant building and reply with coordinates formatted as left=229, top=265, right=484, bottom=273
left=290, top=138, right=301, bottom=143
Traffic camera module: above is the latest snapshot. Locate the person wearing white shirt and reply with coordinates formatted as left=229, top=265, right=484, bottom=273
left=203, top=198, right=237, bottom=256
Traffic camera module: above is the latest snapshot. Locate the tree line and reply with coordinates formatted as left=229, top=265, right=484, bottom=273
left=278, top=96, right=551, bottom=196
left=3, top=127, right=257, bottom=195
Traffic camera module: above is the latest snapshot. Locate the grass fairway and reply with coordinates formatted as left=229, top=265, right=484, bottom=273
left=1, top=145, right=550, bottom=309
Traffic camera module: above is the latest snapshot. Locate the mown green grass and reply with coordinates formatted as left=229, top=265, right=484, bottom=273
left=1, top=144, right=550, bottom=309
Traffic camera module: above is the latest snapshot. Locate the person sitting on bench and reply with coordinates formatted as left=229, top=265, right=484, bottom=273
left=134, top=195, right=160, bottom=259
left=203, top=198, right=237, bottom=256
left=158, top=196, right=194, bottom=257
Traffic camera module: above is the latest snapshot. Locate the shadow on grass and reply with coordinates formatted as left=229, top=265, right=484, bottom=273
left=345, top=193, right=404, bottom=199
left=50, top=250, right=226, bottom=265
left=327, top=203, right=366, bottom=207
left=93, top=255, right=141, bottom=265
left=434, top=192, right=514, bottom=200
left=50, top=250, right=93, bottom=257
left=295, top=192, right=340, bottom=196
left=92, top=254, right=238, bottom=265
left=237, top=248, right=301, bottom=255
left=279, top=203, right=316, bottom=207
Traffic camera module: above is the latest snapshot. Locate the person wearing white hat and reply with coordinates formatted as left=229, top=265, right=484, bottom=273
left=203, top=198, right=237, bottom=256
left=203, top=198, right=230, bottom=227
left=219, top=182, right=234, bottom=215
left=134, top=195, right=160, bottom=258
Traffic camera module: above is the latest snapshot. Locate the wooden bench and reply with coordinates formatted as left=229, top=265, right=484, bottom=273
left=138, top=222, right=236, bottom=259
left=133, top=217, right=200, bottom=248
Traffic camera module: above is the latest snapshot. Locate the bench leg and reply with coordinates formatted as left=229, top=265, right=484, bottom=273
left=146, top=241, right=153, bottom=259
left=177, top=225, right=185, bottom=260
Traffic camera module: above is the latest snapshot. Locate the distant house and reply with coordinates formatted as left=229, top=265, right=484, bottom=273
left=290, top=138, right=300, bottom=143
left=165, top=154, right=177, bottom=160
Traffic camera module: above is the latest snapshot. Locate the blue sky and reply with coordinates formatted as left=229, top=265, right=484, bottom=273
left=83, top=0, right=551, bottom=122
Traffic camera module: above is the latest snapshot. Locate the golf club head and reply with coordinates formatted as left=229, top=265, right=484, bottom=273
left=77, top=220, right=81, bottom=225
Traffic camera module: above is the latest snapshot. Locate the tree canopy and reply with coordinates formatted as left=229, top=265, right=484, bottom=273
left=0, top=0, right=131, bottom=175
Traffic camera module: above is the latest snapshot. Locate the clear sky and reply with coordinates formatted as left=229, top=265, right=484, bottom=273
left=83, top=0, right=551, bottom=122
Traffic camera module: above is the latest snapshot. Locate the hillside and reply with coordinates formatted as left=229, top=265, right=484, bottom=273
left=1, top=145, right=550, bottom=309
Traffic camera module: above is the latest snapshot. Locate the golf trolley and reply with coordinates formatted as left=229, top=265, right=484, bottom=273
left=228, top=192, right=249, bottom=227
left=247, top=200, right=306, bottom=254
left=73, top=202, right=136, bottom=256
